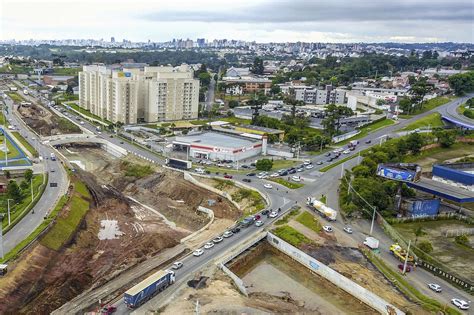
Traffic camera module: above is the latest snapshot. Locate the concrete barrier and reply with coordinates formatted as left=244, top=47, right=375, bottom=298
left=220, top=264, right=248, bottom=297
left=267, top=232, right=404, bottom=315
left=180, top=206, right=215, bottom=243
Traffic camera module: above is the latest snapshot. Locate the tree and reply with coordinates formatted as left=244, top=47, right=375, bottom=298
left=435, top=130, right=456, bottom=148
left=270, top=84, right=281, bottom=95
left=454, top=234, right=469, bottom=246
left=322, top=104, right=354, bottom=136
left=418, top=240, right=433, bottom=254
left=24, top=169, right=33, bottom=182
left=4, top=170, right=11, bottom=179
left=256, top=159, right=273, bottom=171
left=251, top=57, right=264, bottom=75
left=398, top=98, right=413, bottom=114
left=7, top=180, right=23, bottom=203
left=448, top=71, right=474, bottom=95
left=228, top=100, right=239, bottom=108
left=65, top=85, right=74, bottom=95
left=414, top=226, right=425, bottom=245
left=406, top=133, right=424, bottom=154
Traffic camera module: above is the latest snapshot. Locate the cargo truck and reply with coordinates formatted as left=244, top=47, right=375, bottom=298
left=124, top=269, right=175, bottom=309
left=390, top=244, right=414, bottom=263
left=363, top=237, right=379, bottom=249
left=306, top=197, right=337, bottom=221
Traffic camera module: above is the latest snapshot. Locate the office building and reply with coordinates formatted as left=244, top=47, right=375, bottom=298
left=79, top=64, right=199, bottom=124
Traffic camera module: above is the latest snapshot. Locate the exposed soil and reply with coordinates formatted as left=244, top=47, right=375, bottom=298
left=17, top=103, right=81, bottom=135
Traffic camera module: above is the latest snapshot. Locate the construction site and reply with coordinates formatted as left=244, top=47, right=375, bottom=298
left=0, top=145, right=242, bottom=314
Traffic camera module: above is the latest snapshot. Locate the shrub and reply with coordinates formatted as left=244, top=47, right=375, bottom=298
left=418, top=240, right=433, bottom=254
left=454, top=234, right=469, bottom=246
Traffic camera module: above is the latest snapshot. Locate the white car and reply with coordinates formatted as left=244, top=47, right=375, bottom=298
left=292, top=176, right=301, bottom=182
left=270, top=172, right=280, bottom=177
left=297, top=168, right=304, bottom=172
left=172, top=261, right=183, bottom=270
left=80, top=121, right=85, bottom=125
left=193, top=248, right=204, bottom=256
left=343, top=149, right=350, bottom=154
left=263, top=183, right=273, bottom=189
left=255, top=220, right=263, bottom=227
left=305, top=165, right=314, bottom=170
left=195, top=168, right=205, bottom=174
left=303, top=160, right=311, bottom=165
left=451, top=298, right=470, bottom=310
left=343, top=226, right=353, bottom=234
left=204, top=242, right=215, bottom=249
left=427, top=283, right=442, bottom=292
left=223, top=231, right=233, bottom=238
left=269, top=211, right=278, bottom=218
left=323, top=225, right=333, bottom=233
left=212, top=236, right=224, bottom=244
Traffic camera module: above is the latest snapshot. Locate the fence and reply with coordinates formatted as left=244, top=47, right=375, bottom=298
left=445, top=228, right=474, bottom=237
left=417, top=260, right=474, bottom=293
left=267, top=232, right=404, bottom=315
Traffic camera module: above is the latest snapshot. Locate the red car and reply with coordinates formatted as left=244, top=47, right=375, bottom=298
left=101, top=305, right=117, bottom=314
left=398, top=264, right=411, bottom=272
left=224, top=174, right=233, bottom=179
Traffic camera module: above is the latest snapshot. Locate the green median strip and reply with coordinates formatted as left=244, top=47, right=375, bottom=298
left=319, top=149, right=369, bottom=172
left=11, top=131, right=39, bottom=157
left=269, top=178, right=304, bottom=189
left=400, top=112, right=444, bottom=131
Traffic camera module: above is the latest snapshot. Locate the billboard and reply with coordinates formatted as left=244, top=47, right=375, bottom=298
left=408, top=199, right=440, bottom=217
left=376, top=163, right=421, bottom=183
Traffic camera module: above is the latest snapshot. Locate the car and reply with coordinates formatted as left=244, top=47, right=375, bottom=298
left=292, top=176, right=301, bottom=182
left=365, top=140, right=372, bottom=144
left=325, top=152, right=331, bottom=157
left=241, top=165, right=249, bottom=169
left=297, top=168, right=305, bottom=172
left=269, top=211, right=278, bottom=218
left=427, top=283, right=442, bottom=292
left=261, top=209, right=270, bottom=215
left=172, top=261, right=183, bottom=270
left=254, top=214, right=261, bottom=221
left=212, top=236, right=224, bottom=244
left=288, top=169, right=297, bottom=174
left=323, top=225, right=333, bottom=233
left=398, top=264, right=411, bottom=272
left=80, top=121, right=85, bottom=125
left=343, top=226, right=353, bottom=234
left=451, top=298, right=470, bottom=310
left=101, top=305, right=117, bottom=314
left=305, top=165, right=314, bottom=169
left=247, top=173, right=256, bottom=177
left=316, top=161, right=323, bottom=165
left=193, top=249, right=204, bottom=256
left=263, top=183, right=273, bottom=189
left=242, top=178, right=251, bottom=183
left=343, top=149, right=350, bottom=154
left=255, top=220, right=264, bottom=227
left=280, top=171, right=288, bottom=176
left=223, top=174, right=233, bottom=179
left=303, top=161, right=311, bottom=165
left=326, top=158, right=333, bottom=163
left=195, top=168, right=205, bottom=174
left=270, top=172, right=280, bottom=177
left=204, top=242, right=215, bottom=249
left=231, top=227, right=241, bottom=233
left=223, top=231, right=233, bottom=238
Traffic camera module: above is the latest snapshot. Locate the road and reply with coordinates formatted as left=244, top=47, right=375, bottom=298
left=1, top=96, right=68, bottom=254
left=36, top=93, right=472, bottom=313
left=205, top=77, right=216, bottom=111
left=438, top=93, right=474, bottom=128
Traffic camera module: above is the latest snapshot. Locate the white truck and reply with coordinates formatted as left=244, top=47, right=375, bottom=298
left=363, top=237, right=379, bottom=249
left=306, top=197, right=337, bottom=221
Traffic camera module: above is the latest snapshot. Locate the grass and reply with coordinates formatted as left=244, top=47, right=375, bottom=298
left=221, top=117, right=252, bottom=125
left=320, top=195, right=327, bottom=204
left=402, top=143, right=474, bottom=165
left=52, top=67, right=80, bottom=76
left=269, top=178, right=304, bottom=189
left=272, top=225, right=312, bottom=247
left=202, top=165, right=247, bottom=175
left=296, top=211, right=322, bottom=233
left=64, top=102, right=111, bottom=125
left=121, top=161, right=154, bottom=178
left=231, top=188, right=266, bottom=215
left=6, top=92, right=26, bottom=103
left=319, top=148, right=370, bottom=172
left=271, top=159, right=299, bottom=170
left=0, top=64, right=32, bottom=74
left=399, top=96, right=454, bottom=118
left=401, top=113, right=444, bottom=131
left=11, top=131, right=38, bottom=157
left=365, top=250, right=461, bottom=315
left=275, top=207, right=301, bottom=226
left=0, top=135, right=23, bottom=159
left=337, top=118, right=396, bottom=146
left=41, top=180, right=91, bottom=251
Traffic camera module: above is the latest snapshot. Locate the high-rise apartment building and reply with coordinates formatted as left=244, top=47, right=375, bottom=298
left=79, top=64, right=199, bottom=124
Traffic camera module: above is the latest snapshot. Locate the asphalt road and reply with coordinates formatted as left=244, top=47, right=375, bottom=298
left=437, top=93, right=474, bottom=128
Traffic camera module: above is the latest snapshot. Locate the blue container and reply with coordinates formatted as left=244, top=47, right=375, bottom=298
left=408, top=199, right=440, bottom=217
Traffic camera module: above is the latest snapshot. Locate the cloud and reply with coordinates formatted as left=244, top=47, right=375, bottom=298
left=143, top=0, right=473, bottom=24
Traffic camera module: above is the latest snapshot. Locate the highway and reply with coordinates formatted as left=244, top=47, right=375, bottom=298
left=3, top=83, right=471, bottom=314
left=438, top=93, right=474, bottom=129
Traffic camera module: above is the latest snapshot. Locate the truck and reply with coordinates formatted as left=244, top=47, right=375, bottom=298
left=166, top=158, right=192, bottom=170
left=363, top=237, right=379, bottom=249
left=50, top=153, right=56, bottom=161
left=124, top=269, right=175, bottom=309
left=390, top=244, right=414, bottom=263
left=306, top=197, right=337, bottom=221
left=348, top=140, right=359, bottom=148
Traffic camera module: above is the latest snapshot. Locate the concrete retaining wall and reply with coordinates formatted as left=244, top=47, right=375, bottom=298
left=180, top=206, right=215, bottom=243
left=267, top=232, right=404, bottom=315
left=220, top=264, right=248, bottom=297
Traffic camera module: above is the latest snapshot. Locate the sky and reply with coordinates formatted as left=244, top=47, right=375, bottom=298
left=1, top=0, right=473, bottom=43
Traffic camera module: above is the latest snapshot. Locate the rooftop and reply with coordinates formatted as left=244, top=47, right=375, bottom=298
left=174, top=132, right=258, bottom=149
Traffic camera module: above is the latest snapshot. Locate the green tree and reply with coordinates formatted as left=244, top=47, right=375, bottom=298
left=256, top=159, right=273, bottom=171
left=406, top=133, right=424, bottom=155
left=251, top=57, right=264, bottom=75
left=228, top=100, right=239, bottom=108
left=414, top=226, right=425, bottom=245
left=322, top=104, right=354, bottom=136
left=435, top=130, right=456, bottom=148
left=454, top=234, right=469, bottom=246
left=448, top=71, right=474, bottom=95
left=270, top=84, right=281, bottom=95
left=20, top=180, right=29, bottom=190
left=4, top=170, right=11, bottom=179
left=418, top=240, right=433, bottom=254
left=398, top=98, right=413, bottom=114
left=7, top=180, right=23, bottom=203
left=65, top=85, right=74, bottom=95
left=24, top=169, right=33, bottom=182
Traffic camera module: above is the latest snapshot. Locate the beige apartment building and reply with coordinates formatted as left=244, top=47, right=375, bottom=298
left=79, top=64, right=199, bottom=124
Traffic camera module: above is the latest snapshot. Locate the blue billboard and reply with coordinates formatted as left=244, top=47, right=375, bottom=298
left=408, top=199, right=440, bottom=217
left=377, top=165, right=417, bottom=182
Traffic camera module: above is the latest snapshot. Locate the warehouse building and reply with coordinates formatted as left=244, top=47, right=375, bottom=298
left=173, top=132, right=266, bottom=161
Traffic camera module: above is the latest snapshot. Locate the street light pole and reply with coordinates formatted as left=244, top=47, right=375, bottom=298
left=7, top=199, right=13, bottom=226
left=0, top=214, right=4, bottom=260
left=30, top=178, right=34, bottom=204
left=402, top=240, right=411, bottom=274
left=369, top=206, right=376, bottom=236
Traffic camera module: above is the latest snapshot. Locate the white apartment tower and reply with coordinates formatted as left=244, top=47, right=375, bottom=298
left=79, top=64, right=199, bottom=124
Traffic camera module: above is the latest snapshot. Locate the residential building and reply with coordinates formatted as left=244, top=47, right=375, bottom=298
left=79, top=64, right=199, bottom=124
left=294, top=85, right=346, bottom=105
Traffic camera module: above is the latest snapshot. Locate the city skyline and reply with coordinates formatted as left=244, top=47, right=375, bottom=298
left=1, top=0, right=473, bottom=43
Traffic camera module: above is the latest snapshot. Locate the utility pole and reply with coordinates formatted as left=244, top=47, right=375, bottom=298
left=340, top=162, right=345, bottom=179
left=369, top=207, right=376, bottom=236
left=402, top=240, right=411, bottom=274
left=7, top=199, right=13, bottom=226
left=30, top=178, right=34, bottom=211
left=0, top=214, right=4, bottom=260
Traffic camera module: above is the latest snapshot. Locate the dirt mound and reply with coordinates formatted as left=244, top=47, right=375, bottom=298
left=0, top=175, right=185, bottom=314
